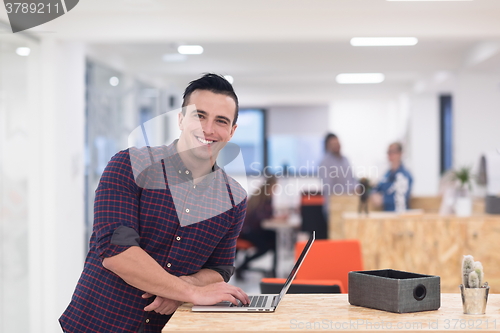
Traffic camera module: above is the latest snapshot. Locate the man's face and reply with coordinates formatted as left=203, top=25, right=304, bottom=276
left=387, top=144, right=402, bottom=164
left=327, top=137, right=341, bottom=155
left=177, top=90, right=237, bottom=163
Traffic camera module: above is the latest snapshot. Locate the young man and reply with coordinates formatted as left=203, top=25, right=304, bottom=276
left=60, top=74, right=249, bottom=333
left=372, top=142, right=413, bottom=211
left=318, top=134, right=357, bottom=213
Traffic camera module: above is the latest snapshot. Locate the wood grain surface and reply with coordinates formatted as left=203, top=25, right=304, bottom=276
left=163, top=293, right=500, bottom=332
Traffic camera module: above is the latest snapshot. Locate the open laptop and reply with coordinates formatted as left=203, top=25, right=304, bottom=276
left=192, top=231, right=315, bottom=312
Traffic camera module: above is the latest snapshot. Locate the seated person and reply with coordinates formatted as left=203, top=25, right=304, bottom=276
left=371, top=142, right=413, bottom=212
left=236, top=177, right=278, bottom=279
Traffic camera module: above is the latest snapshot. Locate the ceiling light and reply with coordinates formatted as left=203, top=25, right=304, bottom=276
left=16, top=47, right=30, bottom=56
left=109, top=76, right=120, bottom=87
left=433, top=71, right=451, bottom=83
left=224, top=75, right=234, bottom=84
left=387, top=0, right=472, bottom=2
left=336, top=73, right=385, bottom=84
left=350, top=37, right=418, bottom=46
left=162, top=53, right=187, bottom=62
left=177, top=45, right=204, bottom=55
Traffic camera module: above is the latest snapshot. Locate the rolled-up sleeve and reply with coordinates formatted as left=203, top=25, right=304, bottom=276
left=93, top=150, right=142, bottom=259
left=203, top=197, right=247, bottom=279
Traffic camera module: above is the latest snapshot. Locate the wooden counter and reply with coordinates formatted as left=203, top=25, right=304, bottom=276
left=343, top=212, right=500, bottom=293
left=328, top=195, right=486, bottom=239
left=163, top=294, right=500, bottom=332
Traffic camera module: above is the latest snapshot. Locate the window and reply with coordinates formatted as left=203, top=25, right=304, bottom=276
left=440, top=95, right=453, bottom=174
left=267, top=135, right=323, bottom=176
left=222, top=108, right=266, bottom=175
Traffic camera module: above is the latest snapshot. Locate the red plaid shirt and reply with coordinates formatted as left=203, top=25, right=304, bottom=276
left=60, top=142, right=247, bottom=332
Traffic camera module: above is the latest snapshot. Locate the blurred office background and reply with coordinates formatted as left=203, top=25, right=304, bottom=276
left=2, top=0, right=500, bottom=331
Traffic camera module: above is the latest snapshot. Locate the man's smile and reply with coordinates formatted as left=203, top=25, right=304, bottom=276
left=196, top=135, right=216, bottom=145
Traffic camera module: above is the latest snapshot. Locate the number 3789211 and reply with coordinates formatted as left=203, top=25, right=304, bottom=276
left=5, top=2, right=61, bottom=14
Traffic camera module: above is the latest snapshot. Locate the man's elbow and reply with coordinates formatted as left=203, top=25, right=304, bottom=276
left=101, top=247, right=138, bottom=274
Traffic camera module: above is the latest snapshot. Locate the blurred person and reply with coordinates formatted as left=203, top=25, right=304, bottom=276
left=371, top=142, right=413, bottom=212
left=318, top=133, right=357, bottom=217
left=59, top=73, right=249, bottom=333
left=236, top=176, right=278, bottom=280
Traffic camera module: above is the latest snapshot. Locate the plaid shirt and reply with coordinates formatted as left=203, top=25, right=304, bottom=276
left=60, top=142, right=247, bottom=333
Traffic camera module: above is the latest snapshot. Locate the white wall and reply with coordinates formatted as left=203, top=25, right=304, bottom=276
left=267, top=105, right=329, bottom=135
left=327, top=92, right=411, bottom=183
left=454, top=71, right=500, bottom=170
left=408, top=93, right=440, bottom=196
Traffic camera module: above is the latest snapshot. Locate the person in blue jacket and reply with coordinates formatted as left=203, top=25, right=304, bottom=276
left=372, top=142, right=413, bottom=212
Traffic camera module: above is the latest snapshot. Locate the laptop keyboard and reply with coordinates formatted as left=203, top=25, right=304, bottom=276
left=230, top=295, right=268, bottom=307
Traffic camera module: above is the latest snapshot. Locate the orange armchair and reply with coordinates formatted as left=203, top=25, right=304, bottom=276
left=260, top=239, right=363, bottom=294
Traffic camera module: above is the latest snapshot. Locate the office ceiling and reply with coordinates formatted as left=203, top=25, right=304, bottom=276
left=3, top=0, right=500, bottom=103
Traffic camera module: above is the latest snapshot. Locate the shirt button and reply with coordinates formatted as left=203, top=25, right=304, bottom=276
left=185, top=170, right=190, bottom=174
left=193, top=185, right=196, bottom=189
left=167, top=263, right=172, bottom=268
left=176, top=236, right=181, bottom=241
left=145, top=319, right=150, bottom=323
left=185, top=208, right=190, bottom=213
left=178, top=170, right=182, bottom=174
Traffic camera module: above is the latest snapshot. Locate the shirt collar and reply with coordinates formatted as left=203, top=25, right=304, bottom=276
left=164, top=140, right=220, bottom=187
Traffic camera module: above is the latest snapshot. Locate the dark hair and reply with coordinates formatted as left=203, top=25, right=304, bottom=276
left=182, top=73, right=239, bottom=125
left=389, top=142, right=403, bottom=153
left=324, top=133, right=338, bottom=152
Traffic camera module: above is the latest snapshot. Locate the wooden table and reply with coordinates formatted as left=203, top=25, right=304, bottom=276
left=343, top=212, right=500, bottom=293
left=163, top=294, right=500, bottom=332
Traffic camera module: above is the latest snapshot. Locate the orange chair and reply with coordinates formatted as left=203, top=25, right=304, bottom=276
left=236, top=238, right=254, bottom=251
left=260, top=239, right=363, bottom=293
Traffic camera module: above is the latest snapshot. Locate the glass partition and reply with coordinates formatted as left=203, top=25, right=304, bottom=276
left=85, top=60, right=170, bottom=242
left=0, top=21, right=40, bottom=333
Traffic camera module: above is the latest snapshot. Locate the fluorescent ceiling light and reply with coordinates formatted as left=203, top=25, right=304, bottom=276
left=16, top=47, right=30, bottom=56
left=177, top=45, right=204, bottom=55
left=224, top=75, right=234, bottom=84
left=387, top=0, right=472, bottom=2
left=350, top=37, right=418, bottom=46
left=336, top=73, right=385, bottom=84
left=109, top=76, right=120, bottom=87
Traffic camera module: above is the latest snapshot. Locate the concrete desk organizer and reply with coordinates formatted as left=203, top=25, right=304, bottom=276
left=348, top=269, right=441, bottom=313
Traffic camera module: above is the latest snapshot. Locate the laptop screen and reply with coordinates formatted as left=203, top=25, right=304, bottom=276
left=275, top=231, right=315, bottom=303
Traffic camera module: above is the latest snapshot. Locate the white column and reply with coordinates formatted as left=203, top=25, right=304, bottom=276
left=408, top=93, right=440, bottom=196
left=29, top=37, right=86, bottom=333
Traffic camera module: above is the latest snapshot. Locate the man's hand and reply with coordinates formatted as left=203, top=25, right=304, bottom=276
left=191, top=281, right=250, bottom=306
left=370, top=192, right=383, bottom=208
left=142, top=293, right=182, bottom=315
left=140, top=275, right=198, bottom=314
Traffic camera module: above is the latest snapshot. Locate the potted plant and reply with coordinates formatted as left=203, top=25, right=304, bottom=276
left=453, top=166, right=473, bottom=216
left=460, top=255, right=489, bottom=314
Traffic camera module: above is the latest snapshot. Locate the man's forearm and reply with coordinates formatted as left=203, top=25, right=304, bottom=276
left=102, top=246, right=197, bottom=303
left=180, top=269, right=224, bottom=287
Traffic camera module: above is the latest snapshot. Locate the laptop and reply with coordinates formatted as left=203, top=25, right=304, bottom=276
left=192, top=231, right=315, bottom=312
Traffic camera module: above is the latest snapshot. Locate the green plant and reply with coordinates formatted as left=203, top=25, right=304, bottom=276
left=453, top=166, right=473, bottom=190
left=462, top=255, right=486, bottom=288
